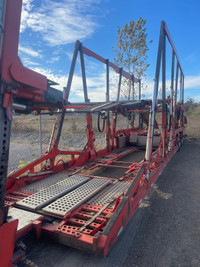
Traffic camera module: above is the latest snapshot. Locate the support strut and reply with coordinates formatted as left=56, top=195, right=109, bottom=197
left=0, top=92, right=12, bottom=224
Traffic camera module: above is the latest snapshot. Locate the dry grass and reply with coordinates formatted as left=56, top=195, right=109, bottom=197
left=185, top=106, right=200, bottom=138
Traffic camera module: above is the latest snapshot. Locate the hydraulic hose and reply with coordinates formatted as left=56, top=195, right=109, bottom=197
left=97, top=112, right=106, bottom=132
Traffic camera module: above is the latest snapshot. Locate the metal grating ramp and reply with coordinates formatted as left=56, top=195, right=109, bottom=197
left=20, top=172, right=70, bottom=193
left=88, top=181, right=130, bottom=207
left=43, top=178, right=111, bottom=216
left=16, top=175, right=90, bottom=210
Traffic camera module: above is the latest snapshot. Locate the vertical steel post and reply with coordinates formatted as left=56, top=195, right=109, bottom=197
left=132, top=75, right=135, bottom=100
left=117, top=67, right=123, bottom=101
left=175, top=63, right=179, bottom=107
left=49, top=41, right=80, bottom=151
left=80, top=43, right=93, bottom=157
left=162, top=35, right=166, bottom=111
left=63, top=41, right=80, bottom=101
left=169, top=52, right=175, bottom=151
left=0, top=93, right=12, bottom=224
left=182, top=75, right=184, bottom=126
left=106, top=59, right=109, bottom=102
left=179, top=73, right=183, bottom=126
left=105, top=59, right=110, bottom=149
left=0, top=0, right=11, bottom=224
left=145, top=21, right=164, bottom=163
left=139, top=79, right=141, bottom=100
left=39, top=113, right=43, bottom=156
left=181, top=73, right=184, bottom=127
left=174, top=63, right=179, bottom=127
left=79, top=42, right=89, bottom=103
left=161, top=32, right=166, bottom=157
left=180, top=74, right=182, bottom=103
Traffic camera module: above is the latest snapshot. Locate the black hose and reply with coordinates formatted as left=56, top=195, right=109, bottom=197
left=98, top=112, right=105, bottom=132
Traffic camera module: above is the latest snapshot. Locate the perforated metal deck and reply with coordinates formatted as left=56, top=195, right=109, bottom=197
left=88, top=181, right=130, bottom=207
left=16, top=175, right=90, bottom=210
left=21, top=172, right=70, bottom=193
left=43, top=178, right=111, bottom=216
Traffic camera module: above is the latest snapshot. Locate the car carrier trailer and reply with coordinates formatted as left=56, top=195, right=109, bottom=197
left=0, top=0, right=186, bottom=266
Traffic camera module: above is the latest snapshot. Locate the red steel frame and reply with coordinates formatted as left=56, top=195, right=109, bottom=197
left=0, top=0, right=186, bottom=265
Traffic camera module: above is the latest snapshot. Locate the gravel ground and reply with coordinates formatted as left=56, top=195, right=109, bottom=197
left=8, top=142, right=41, bottom=173
left=18, top=138, right=200, bottom=267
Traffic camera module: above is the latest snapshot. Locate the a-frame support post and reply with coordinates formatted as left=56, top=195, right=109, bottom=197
left=48, top=41, right=80, bottom=152
left=145, top=21, right=165, bottom=164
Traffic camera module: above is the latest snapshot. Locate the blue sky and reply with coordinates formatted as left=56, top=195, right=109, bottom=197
left=19, top=0, right=200, bottom=102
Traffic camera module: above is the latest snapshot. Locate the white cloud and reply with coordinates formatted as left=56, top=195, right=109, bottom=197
left=20, top=0, right=34, bottom=32
left=20, top=0, right=100, bottom=46
left=141, top=74, right=200, bottom=98
left=185, top=75, right=200, bottom=89
left=31, top=67, right=67, bottom=91
left=31, top=66, right=106, bottom=101
left=19, top=45, right=41, bottom=58
left=31, top=61, right=200, bottom=102
left=20, top=57, right=40, bottom=66
left=47, top=56, right=60, bottom=64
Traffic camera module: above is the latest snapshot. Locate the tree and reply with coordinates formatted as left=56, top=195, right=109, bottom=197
left=184, top=98, right=199, bottom=113
left=113, top=18, right=152, bottom=99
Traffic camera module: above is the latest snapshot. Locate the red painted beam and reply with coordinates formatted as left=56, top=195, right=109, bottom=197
left=82, top=46, right=139, bottom=83
left=0, top=0, right=47, bottom=93
left=0, top=220, right=18, bottom=267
